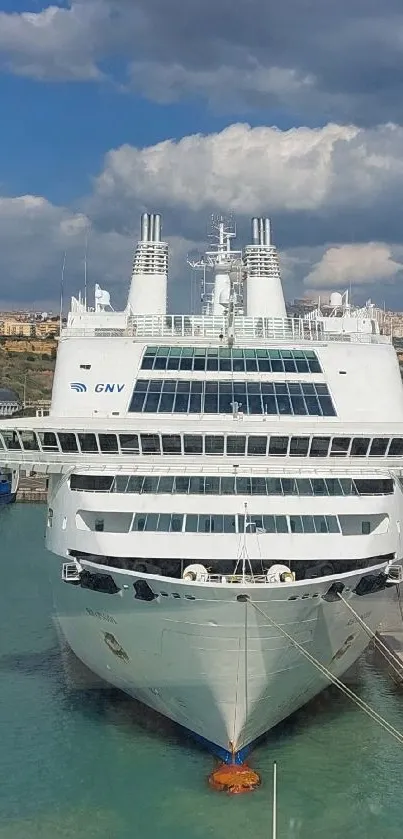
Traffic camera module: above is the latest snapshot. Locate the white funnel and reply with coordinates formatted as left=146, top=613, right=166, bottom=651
left=127, top=212, right=168, bottom=314
left=244, top=217, right=286, bottom=318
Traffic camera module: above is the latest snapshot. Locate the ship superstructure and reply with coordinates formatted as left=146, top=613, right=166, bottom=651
left=0, top=212, right=402, bottom=761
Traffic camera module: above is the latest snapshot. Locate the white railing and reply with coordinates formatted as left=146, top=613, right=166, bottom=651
left=61, top=315, right=392, bottom=344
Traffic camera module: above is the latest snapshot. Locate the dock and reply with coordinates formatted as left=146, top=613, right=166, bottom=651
left=376, top=587, right=403, bottom=676
left=16, top=475, right=48, bottom=503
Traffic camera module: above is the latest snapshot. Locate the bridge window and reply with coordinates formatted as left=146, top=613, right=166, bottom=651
left=1, top=430, right=21, bottom=450
left=128, top=379, right=335, bottom=416
left=140, top=346, right=323, bottom=374
left=350, top=437, right=370, bottom=457
left=38, top=431, right=59, bottom=451
left=99, top=434, right=119, bottom=454
left=310, top=437, right=330, bottom=457
left=369, top=438, right=389, bottom=457
left=18, top=430, right=39, bottom=451
left=78, top=433, right=98, bottom=453
left=289, top=437, right=310, bottom=457
left=119, top=434, right=139, bottom=454
left=140, top=434, right=161, bottom=455
left=388, top=438, right=403, bottom=456
left=70, top=474, right=394, bottom=496
left=330, top=437, right=351, bottom=457
left=58, top=433, right=78, bottom=453
left=184, top=435, right=202, bottom=454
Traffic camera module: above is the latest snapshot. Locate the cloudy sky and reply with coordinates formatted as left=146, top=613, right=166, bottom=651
left=1, top=0, right=403, bottom=311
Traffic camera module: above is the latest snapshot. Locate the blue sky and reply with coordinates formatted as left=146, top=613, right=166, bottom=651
left=1, top=0, right=403, bottom=311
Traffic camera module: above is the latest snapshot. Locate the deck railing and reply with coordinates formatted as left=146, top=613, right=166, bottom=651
left=61, top=315, right=391, bottom=344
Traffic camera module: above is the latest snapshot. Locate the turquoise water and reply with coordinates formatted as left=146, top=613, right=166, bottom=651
left=1, top=504, right=403, bottom=839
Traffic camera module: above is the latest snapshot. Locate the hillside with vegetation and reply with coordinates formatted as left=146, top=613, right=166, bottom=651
left=0, top=344, right=55, bottom=403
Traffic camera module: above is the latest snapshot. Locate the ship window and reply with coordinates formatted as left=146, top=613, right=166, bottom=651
left=38, top=431, right=59, bottom=451
left=18, top=430, right=39, bottom=451
left=326, top=478, right=343, bottom=496
left=310, top=437, right=330, bottom=457
left=268, top=436, right=288, bottom=456
left=142, top=477, right=159, bottom=493
left=362, top=521, right=371, bottom=535
left=58, top=433, right=78, bottom=453
left=290, top=515, right=303, bottom=533
left=128, top=379, right=335, bottom=416
left=99, top=434, right=118, bottom=453
left=281, top=478, right=298, bottom=495
left=388, top=438, right=403, bottom=456
left=186, top=514, right=198, bottom=532
left=289, top=436, right=310, bottom=457
left=141, top=434, right=161, bottom=455
left=162, top=435, right=181, bottom=455
left=189, top=476, right=205, bottom=494
left=227, top=435, right=246, bottom=455
left=113, top=475, right=130, bottom=493
left=369, top=438, right=389, bottom=457
left=311, top=478, right=328, bottom=495
left=119, top=434, right=139, bottom=454
left=251, top=477, right=268, bottom=495
left=339, top=478, right=358, bottom=496
left=236, top=477, right=252, bottom=494
left=127, top=476, right=143, bottom=492
left=78, top=433, right=98, bottom=453
left=158, top=476, right=175, bottom=493
left=1, top=430, right=21, bottom=450
left=330, top=437, right=351, bottom=457
left=205, top=436, right=224, bottom=455
left=184, top=435, right=202, bottom=454
left=301, top=515, right=315, bottom=533
left=350, top=437, right=370, bottom=457
left=174, top=476, right=190, bottom=494
left=296, top=478, right=313, bottom=495
left=70, top=474, right=113, bottom=492
left=247, top=436, right=267, bottom=456
left=205, top=476, right=220, bottom=494
left=140, top=347, right=323, bottom=374
left=221, top=477, right=236, bottom=494
left=94, top=519, right=104, bottom=532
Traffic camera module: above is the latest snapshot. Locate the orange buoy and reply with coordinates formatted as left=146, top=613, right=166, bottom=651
left=208, top=762, right=261, bottom=795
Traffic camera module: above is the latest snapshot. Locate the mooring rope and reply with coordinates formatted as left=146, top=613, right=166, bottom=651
left=248, top=598, right=403, bottom=747
left=337, top=592, right=403, bottom=682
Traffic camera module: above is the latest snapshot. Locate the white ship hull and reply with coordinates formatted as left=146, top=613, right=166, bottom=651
left=50, top=556, right=392, bottom=760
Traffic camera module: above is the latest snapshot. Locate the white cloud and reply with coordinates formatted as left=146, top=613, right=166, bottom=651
left=91, top=122, right=403, bottom=226
left=304, top=243, right=403, bottom=289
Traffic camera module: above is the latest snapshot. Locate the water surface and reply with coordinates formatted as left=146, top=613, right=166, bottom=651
left=1, top=504, right=403, bottom=838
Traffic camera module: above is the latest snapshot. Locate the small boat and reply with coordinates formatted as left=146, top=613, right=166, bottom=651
left=0, top=469, right=18, bottom=506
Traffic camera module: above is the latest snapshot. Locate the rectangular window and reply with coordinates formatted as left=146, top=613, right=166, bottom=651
left=227, top=436, right=246, bottom=455
left=289, top=437, right=310, bottom=457
left=247, top=436, right=267, bottom=456
left=119, top=434, right=139, bottom=454
left=99, top=434, right=118, bottom=453
left=184, top=435, right=202, bottom=454
left=310, top=437, right=330, bottom=457
left=140, top=434, right=161, bottom=455
left=58, top=433, right=78, bottom=453
left=38, top=431, right=59, bottom=451
left=388, top=438, right=403, bottom=456
left=205, top=436, right=224, bottom=455
left=128, top=379, right=334, bottom=415
left=350, top=438, right=370, bottom=457
left=158, top=476, right=175, bottom=493
left=70, top=474, right=113, bottom=492
left=362, top=521, right=371, bottom=535
left=78, top=433, right=98, bottom=453
left=330, top=437, right=351, bottom=457
left=268, top=437, right=289, bottom=456
left=369, top=438, right=389, bottom=457
left=221, top=477, right=236, bottom=494
left=162, top=435, right=181, bottom=455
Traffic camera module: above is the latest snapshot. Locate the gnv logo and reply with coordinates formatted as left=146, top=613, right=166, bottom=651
left=95, top=383, right=125, bottom=393
left=70, top=382, right=125, bottom=394
left=70, top=382, right=87, bottom=393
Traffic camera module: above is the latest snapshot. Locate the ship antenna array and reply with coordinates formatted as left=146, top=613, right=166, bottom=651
left=186, top=214, right=244, bottom=318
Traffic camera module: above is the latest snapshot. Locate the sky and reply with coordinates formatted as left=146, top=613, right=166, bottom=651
left=1, top=1, right=403, bottom=312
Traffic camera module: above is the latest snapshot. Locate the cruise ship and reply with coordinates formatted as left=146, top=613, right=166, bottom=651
left=0, top=212, right=402, bottom=770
